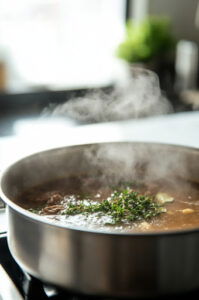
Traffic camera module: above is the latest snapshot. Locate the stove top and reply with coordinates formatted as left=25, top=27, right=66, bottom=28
left=1, top=233, right=199, bottom=300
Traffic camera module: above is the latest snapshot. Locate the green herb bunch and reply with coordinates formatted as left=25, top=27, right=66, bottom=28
left=117, top=16, right=175, bottom=63
left=63, top=189, right=165, bottom=225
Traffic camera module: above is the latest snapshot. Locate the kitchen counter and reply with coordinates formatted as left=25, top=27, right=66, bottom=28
left=0, top=110, right=198, bottom=168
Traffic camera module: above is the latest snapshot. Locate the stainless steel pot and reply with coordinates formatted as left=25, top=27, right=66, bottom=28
left=0, top=142, right=199, bottom=298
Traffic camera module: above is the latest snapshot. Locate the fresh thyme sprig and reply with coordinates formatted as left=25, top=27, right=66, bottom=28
left=63, top=189, right=165, bottom=225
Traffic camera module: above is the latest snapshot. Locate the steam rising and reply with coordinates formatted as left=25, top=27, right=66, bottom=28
left=40, top=68, right=195, bottom=199
left=43, top=68, right=173, bottom=123
left=82, top=142, right=187, bottom=186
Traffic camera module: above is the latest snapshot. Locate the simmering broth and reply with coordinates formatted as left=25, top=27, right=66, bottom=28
left=16, top=175, right=199, bottom=233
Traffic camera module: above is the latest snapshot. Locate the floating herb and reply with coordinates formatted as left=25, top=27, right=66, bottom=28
left=28, top=208, right=41, bottom=214
left=63, top=188, right=166, bottom=225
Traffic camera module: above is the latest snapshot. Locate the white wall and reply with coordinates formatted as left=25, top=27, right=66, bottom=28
left=149, top=0, right=199, bottom=44
left=130, top=0, right=199, bottom=44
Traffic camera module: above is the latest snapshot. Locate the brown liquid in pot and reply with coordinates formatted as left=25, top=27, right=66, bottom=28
left=16, top=175, right=199, bottom=233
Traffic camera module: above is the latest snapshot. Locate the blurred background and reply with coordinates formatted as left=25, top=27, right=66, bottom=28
left=0, top=0, right=198, bottom=158
left=1, top=0, right=199, bottom=292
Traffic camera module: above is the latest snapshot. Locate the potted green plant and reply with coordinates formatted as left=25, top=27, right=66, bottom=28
left=116, top=16, right=176, bottom=71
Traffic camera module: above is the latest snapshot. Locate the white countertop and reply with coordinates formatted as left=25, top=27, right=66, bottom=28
left=0, top=111, right=198, bottom=169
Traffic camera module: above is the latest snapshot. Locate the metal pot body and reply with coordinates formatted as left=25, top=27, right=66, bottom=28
left=1, top=142, right=199, bottom=298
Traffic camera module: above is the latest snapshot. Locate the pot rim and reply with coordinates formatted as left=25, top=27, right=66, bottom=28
left=1, top=141, right=199, bottom=237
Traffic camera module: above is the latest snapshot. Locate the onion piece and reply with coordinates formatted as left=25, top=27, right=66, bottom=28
left=155, top=193, right=174, bottom=205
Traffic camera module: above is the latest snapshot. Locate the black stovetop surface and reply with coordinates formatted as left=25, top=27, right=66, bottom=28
left=1, top=233, right=199, bottom=300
